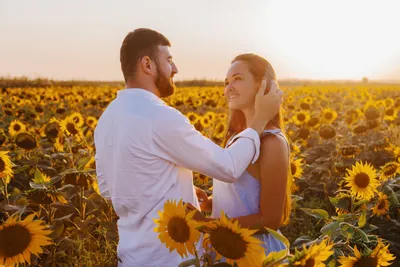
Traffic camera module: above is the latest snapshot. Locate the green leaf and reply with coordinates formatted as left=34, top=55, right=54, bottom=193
left=339, top=222, right=369, bottom=242
left=77, top=156, right=92, bottom=170
left=320, top=221, right=340, bottom=236
left=300, top=208, right=329, bottom=220
left=354, top=199, right=369, bottom=209
left=262, top=249, right=288, bottom=267
left=329, top=197, right=350, bottom=210
left=383, top=185, right=400, bottom=205
left=265, top=227, right=290, bottom=249
left=358, top=211, right=367, bottom=228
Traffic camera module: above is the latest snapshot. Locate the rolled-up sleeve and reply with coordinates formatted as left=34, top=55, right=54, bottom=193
left=151, top=107, right=260, bottom=183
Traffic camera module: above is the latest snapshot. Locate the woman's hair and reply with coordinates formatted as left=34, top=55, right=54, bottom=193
left=223, top=53, right=292, bottom=225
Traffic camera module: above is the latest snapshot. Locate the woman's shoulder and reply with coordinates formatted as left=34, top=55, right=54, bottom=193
left=260, top=130, right=290, bottom=156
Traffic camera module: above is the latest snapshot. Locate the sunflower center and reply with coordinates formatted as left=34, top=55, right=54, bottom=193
left=209, top=227, right=247, bottom=260
left=167, top=217, right=190, bottom=243
left=383, top=164, right=397, bottom=176
left=377, top=199, right=386, bottom=210
left=0, top=224, right=32, bottom=258
left=66, top=122, right=78, bottom=135
left=13, top=124, right=21, bottom=131
left=304, top=258, right=316, bottom=267
left=325, top=112, right=333, bottom=120
left=354, top=172, right=370, bottom=188
left=0, top=158, right=5, bottom=172
left=291, top=163, right=297, bottom=176
left=354, top=256, right=378, bottom=267
left=297, top=114, right=306, bottom=121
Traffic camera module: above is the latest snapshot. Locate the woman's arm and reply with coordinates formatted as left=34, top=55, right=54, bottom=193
left=230, top=134, right=289, bottom=233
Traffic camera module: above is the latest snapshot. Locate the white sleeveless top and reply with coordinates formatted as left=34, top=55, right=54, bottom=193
left=211, top=129, right=289, bottom=254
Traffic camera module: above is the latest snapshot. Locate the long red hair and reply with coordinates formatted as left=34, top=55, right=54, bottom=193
left=224, top=53, right=292, bottom=225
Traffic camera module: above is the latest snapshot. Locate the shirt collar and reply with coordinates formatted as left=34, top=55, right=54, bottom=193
left=117, top=88, right=165, bottom=103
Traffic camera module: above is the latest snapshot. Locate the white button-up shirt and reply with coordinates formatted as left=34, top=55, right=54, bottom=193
left=94, top=88, right=261, bottom=267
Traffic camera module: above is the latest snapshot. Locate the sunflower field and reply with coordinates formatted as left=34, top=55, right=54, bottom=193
left=1, top=83, right=400, bottom=266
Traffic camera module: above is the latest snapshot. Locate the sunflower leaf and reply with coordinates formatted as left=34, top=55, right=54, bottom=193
left=300, top=208, right=329, bottom=220
left=358, top=211, right=367, bottom=228
left=329, top=197, right=350, bottom=210
left=265, top=227, right=290, bottom=249
left=320, top=221, right=340, bottom=236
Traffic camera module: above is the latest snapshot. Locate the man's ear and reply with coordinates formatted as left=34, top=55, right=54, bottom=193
left=140, top=56, right=153, bottom=75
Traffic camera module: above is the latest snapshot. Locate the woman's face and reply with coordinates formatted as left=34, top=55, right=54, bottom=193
left=224, top=60, right=258, bottom=111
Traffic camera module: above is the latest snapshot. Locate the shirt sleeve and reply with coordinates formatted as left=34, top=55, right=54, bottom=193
left=151, top=107, right=260, bottom=183
left=94, top=152, right=111, bottom=200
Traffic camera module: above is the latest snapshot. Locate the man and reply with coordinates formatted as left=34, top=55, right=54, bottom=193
left=94, top=28, right=283, bottom=266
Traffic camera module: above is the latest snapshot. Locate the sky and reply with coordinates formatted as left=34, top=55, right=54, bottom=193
left=1, top=0, right=399, bottom=82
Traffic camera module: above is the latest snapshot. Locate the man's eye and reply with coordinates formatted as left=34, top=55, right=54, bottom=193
left=235, top=77, right=241, bottom=81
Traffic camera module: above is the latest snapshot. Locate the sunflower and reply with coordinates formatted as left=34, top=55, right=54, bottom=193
left=320, top=108, right=338, bottom=124
left=364, top=103, right=380, bottom=121
left=43, top=118, right=60, bottom=140
left=8, top=119, right=27, bottom=137
left=185, top=112, right=200, bottom=125
left=204, top=111, right=217, bottom=122
left=304, top=96, right=313, bottom=105
left=15, top=132, right=37, bottom=150
left=290, top=238, right=334, bottom=267
left=0, top=214, right=53, bottom=266
left=26, top=189, right=68, bottom=204
left=85, top=116, right=98, bottom=129
left=344, top=161, right=379, bottom=200
left=153, top=199, right=200, bottom=258
left=214, top=123, right=227, bottom=140
left=54, top=132, right=65, bottom=152
left=383, top=106, right=396, bottom=121
left=353, top=125, right=368, bottom=135
left=319, top=125, right=336, bottom=139
left=201, top=116, right=212, bottom=128
left=372, top=193, right=390, bottom=217
left=291, top=158, right=304, bottom=179
left=196, top=173, right=209, bottom=185
left=292, top=111, right=311, bottom=126
left=340, top=145, right=361, bottom=159
left=0, top=151, right=13, bottom=180
left=379, top=161, right=399, bottom=181
left=60, top=117, right=84, bottom=142
left=202, top=211, right=266, bottom=266
left=69, top=112, right=85, bottom=127
left=338, top=241, right=396, bottom=267
left=345, top=109, right=361, bottom=125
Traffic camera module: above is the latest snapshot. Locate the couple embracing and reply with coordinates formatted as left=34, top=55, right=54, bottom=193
left=94, top=28, right=291, bottom=267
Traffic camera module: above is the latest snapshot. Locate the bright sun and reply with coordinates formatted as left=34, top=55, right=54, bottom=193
left=259, top=0, right=400, bottom=80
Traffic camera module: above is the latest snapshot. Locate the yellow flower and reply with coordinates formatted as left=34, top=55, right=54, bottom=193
left=291, top=158, right=304, bottom=179
left=69, top=112, right=85, bottom=127
left=379, top=161, right=399, bottom=181
left=372, top=193, right=390, bottom=217
left=154, top=199, right=200, bottom=258
left=86, top=116, right=98, bottom=129
left=60, top=117, right=84, bottom=142
left=320, top=108, right=338, bottom=124
left=202, top=211, right=266, bottom=266
left=8, top=119, right=27, bottom=137
left=0, top=214, right=53, bottom=266
left=292, top=111, right=311, bottom=126
left=344, top=161, right=379, bottom=200
left=15, top=132, right=37, bottom=151
left=185, top=112, right=200, bottom=125
left=338, top=241, right=396, bottom=267
left=290, top=238, right=334, bottom=267
left=0, top=151, right=13, bottom=180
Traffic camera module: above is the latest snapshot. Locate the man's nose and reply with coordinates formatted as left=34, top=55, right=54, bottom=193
left=172, top=63, right=178, bottom=74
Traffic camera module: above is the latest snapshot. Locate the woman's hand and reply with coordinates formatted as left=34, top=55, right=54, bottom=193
left=185, top=202, right=208, bottom=222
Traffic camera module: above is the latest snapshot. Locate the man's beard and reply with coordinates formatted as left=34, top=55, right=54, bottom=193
left=155, top=64, right=175, bottom=98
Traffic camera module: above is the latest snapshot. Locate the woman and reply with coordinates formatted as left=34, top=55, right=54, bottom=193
left=192, top=53, right=292, bottom=255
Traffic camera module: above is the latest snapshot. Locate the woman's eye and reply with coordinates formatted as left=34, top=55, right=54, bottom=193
left=234, top=77, right=241, bottom=81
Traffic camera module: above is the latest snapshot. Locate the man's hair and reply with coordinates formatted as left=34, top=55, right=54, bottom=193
left=120, top=28, right=171, bottom=82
